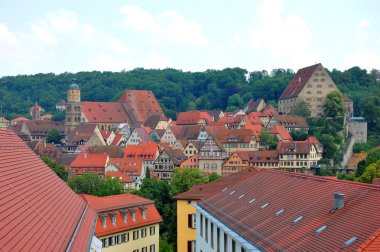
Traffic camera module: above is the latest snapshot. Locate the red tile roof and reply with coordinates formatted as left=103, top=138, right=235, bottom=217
left=82, top=101, right=132, bottom=123
left=40, top=113, right=53, bottom=120
left=109, top=158, right=143, bottom=176
left=273, top=114, right=309, bottom=129
left=180, top=154, right=199, bottom=168
left=0, top=129, right=96, bottom=252
left=100, top=130, right=113, bottom=140
left=111, top=134, right=124, bottom=145
left=106, top=171, right=134, bottom=183
left=270, top=125, right=293, bottom=141
left=82, top=194, right=162, bottom=236
left=118, top=90, right=164, bottom=123
left=123, top=142, right=158, bottom=161
left=277, top=141, right=317, bottom=154
left=279, top=63, right=320, bottom=100
left=198, top=169, right=380, bottom=252
left=176, top=111, right=212, bottom=125
left=71, top=153, right=109, bottom=168
left=11, top=116, right=29, bottom=122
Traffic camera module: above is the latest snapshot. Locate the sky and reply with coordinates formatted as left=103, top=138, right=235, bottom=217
left=0, top=0, right=379, bottom=76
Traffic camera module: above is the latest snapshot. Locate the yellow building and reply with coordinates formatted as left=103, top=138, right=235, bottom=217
left=173, top=167, right=258, bottom=252
left=83, top=194, right=162, bottom=252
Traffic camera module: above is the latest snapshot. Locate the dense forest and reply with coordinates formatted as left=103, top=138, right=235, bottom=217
left=0, top=66, right=379, bottom=133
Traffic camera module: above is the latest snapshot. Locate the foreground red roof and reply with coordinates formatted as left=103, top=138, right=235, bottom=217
left=270, top=125, right=292, bottom=141
left=82, top=194, right=162, bottom=236
left=0, top=129, right=96, bottom=251
left=123, top=142, right=158, bottom=161
left=199, top=169, right=380, bottom=252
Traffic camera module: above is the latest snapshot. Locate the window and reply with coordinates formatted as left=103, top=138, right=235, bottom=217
left=142, top=209, right=147, bottom=219
left=116, top=235, right=121, bottom=244
left=211, top=164, right=217, bottom=170
left=188, top=214, right=196, bottom=228
left=317, top=91, right=322, bottom=94
left=317, top=84, right=322, bottom=88
left=108, top=236, right=115, bottom=246
left=101, top=215, right=107, bottom=228
left=187, top=240, right=196, bottom=252
left=205, top=218, right=209, bottom=242
left=232, top=239, right=236, bottom=252
left=204, top=163, right=209, bottom=169
left=101, top=238, right=108, bottom=247
left=200, top=214, right=203, bottom=237
left=121, top=211, right=127, bottom=223
left=211, top=223, right=214, bottom=248
left=150, top=226, right=156, bottom=235
left=141, top=228, right=147, bottom=238
left=132, top=211, right=136, bottom=221
left=133, top=231, right=139, bottom=240
left=217, top=227, right=220, bottom=252
left=133, top=250, right=139, bottom=252
left=224, top=233, right=228, bottom=252
left=142, top=247, right=147, bottom=252
left=306, top=91, right=311, bottom=94
left=111, top=214, right=116, bottom=226
left=150, top=244, right=156, bottom=252
left=313, top=79, right=318, bottom=82
left=121, top=233, right=129, bottom=242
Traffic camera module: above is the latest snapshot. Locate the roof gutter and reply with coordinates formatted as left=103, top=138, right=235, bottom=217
left=66, top=204, right=89, bottom=252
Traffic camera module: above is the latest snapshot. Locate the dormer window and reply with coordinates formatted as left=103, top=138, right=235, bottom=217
left=100, top=214, right=107, bottom=228
left=142, top=209, right=146, bottom=219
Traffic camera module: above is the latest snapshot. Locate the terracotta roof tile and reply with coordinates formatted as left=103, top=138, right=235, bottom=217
left=109, top=158, right=143, bottom=176
left=273, top=114, right=309, bottom=129
left=0, top=129, right=95, bottom=252
left=123, top=142, right=158, bottom=161
left=270, top=125, right=293, bottom=141
left=177, top=111, right=212, bottom=125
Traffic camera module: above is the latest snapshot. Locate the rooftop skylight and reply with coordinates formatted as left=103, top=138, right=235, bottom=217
left=293, top=216, right=303, bottom=224
left=343, top=236, right=357, bottom=248
left=229, top=190, right=235, bottom=195
left=249, top=198, right=256, bottom=204
left=275, top=209, right=284, bottom=216
left=238, top=194, right=245, bottom=199
left=315, top=225, right=327, bottom=234
left=261, top=203, right=269, bottom=209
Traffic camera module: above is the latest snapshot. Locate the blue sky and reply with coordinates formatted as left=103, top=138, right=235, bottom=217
left=0, top=0, right=379, bottom=76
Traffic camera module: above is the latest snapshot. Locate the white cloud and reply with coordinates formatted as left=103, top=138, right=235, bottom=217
left=358, top=19, right=370, bottom=29
left=119, top=5, right=208, bottom=46
left=140, top=52, right=172, bottom=69
left=88, top=54, right=133, bottom=72
left=108, top=38, right=130, bottom=54
left=343, top=50, right=380, bottom=70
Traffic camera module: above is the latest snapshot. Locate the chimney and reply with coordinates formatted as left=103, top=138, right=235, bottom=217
left=84, top=153, right=87, bottom=159
left=334, top=192, right=344, bottom=210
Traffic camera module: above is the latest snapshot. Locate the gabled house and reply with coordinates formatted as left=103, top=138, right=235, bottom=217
left=161, top=126, right=182, bottom=147
left=82, top=194, right=162, bottom=252
left=178, top=125, right=203, bottom=142
left=278, top=63, right=339, bottom=117
left=270, top=125, right=293, bottom=142
left=21, top=120, right=65, bottom=141
left=198, top=134, right=229, bottom=175
left=153, top=149, right=187, bottom=180
left=115, top=122, right=133, bottom=139
left=144, top=114, right=171, bottom=130
left=123, top=142, right=159, bottom=176
left=66, top=124, right=105, bottom=152
left=244, top=98, right=266, bottom=113
left=125, top=126, right=154, bottom=146
left=218, top=114, right=247, bottom=129
left=100, top=130, right=116, bottom=145
left=277, top=140, right=321, bottom=172
left=70, top=153, right=109, bottom=176
left=207, top=110, right=224, bottom=122
left=176, top=111, right=212, bottom=126
left=218, top=129, right=259, bottom=155
left=248, top=150, right=280, bottom=168
left=180, top=154, right=199, bottom=169
left=172, top=139, right=189, bottom=151
left=107, top=157, right=144, bottom=189
left=183, top=141, right=202, bottom=158
left=222, top=151, right=250, bottom=176
left=267, top=114, right=309, bottom=132
left=105, top=171, right=134, bottom=189
left=110, top=133, right=125, bottom=146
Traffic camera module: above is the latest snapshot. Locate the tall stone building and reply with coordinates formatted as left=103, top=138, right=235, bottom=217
left=65, top=83, right=82, bottom=137
left=278, top=63, right=339, bottom=117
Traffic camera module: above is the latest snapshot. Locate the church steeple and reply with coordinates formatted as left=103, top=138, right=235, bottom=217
left=65, top=82, right=82, bottom=137
left=30, top=101, right=42, bottom=120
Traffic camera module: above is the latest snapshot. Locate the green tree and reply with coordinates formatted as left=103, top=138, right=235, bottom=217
left=290, top=100, right=310, bottom=117
left=208, top=172, right=222, bottom=182
left=68, top=174, right=103, bottom=195
left=67, top=174, right=124, bottom=196
left=41, top=156, right=68, bottom=182
left=356, top=160, right=380, bottom=184
left=355, top=149, right=380, bottom=177
left=290, top=130, right=308, bottom=141
left=361, top=91, right=380, bottom=133
left=52, top=110, right=65, bottom=121
left=46, top=128, right=62, bottom=144
left=259, top=129, right=278, bottom=150
left=324, top=91, right=346, bottom=117
left=169, top=167, right=209, bottom=197
left=226, top=94, right=244, bottom=112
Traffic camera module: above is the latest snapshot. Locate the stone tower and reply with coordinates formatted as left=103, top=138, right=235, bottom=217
left=65, top=83, right=82, bottom=137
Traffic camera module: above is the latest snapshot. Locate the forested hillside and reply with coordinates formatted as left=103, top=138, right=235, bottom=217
left=0, top=66, right=378, bottom=133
